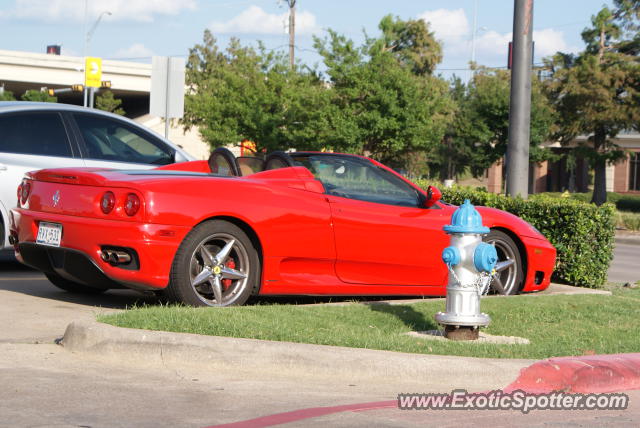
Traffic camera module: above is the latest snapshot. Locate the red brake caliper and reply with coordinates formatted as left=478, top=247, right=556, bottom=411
left=222, top=259, right=235, bottom=290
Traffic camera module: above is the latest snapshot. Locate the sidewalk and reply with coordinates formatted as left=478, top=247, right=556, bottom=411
left=62, top=320, right=640, bottom=394
left=61, top=320, right=531, bottom=392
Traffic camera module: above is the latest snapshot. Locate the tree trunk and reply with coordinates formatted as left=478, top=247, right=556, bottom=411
left=591, top=128, right=608, bottom=206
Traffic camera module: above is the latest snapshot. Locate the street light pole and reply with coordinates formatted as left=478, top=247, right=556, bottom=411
left=83, top=9, right=111, bottom=108
left=471, top=0, right=478, bottom=64
left=287, top=0, right=296, bottom=70
left=505, top=0, right=534, bottom=198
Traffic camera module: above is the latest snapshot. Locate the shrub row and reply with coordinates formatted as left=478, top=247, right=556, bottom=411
left=414, top=180, right=616, bottom=288
left=541, top=191, right=640, bottom=213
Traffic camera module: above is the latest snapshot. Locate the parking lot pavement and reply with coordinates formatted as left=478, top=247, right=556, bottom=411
left=0, top=257, right=155, bottom=343
left=0, top=341, right=405, bottom=428
left=608, top=242, right=640, bottom=284
left=0, top=259, right=394, bottom=427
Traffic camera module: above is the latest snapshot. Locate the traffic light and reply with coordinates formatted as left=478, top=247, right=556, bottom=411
left=47, top=88, right=55, bottom=97
left=71, top=84, right=84, bottom=92
left=101, top=81, right=111, bottom=88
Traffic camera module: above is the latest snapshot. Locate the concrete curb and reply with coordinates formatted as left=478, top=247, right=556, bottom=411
left=505, top=353, right=640, bottom=393
left=536, top=283, right=611, bottom=296
left=61, top=321, right=640, bottom=394
left=61, top=320, right=531, bottom=389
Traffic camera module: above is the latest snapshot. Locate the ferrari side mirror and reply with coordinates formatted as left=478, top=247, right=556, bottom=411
left=424, top=185, right=442, bottom=208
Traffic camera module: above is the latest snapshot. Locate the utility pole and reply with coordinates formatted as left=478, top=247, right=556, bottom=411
left=471, top=0, right=478, bottom=64
left=287, top=0, right=296, bottom=69
left=505, top=0, right=534, bottom=198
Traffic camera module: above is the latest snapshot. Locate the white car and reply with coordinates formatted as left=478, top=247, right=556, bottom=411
left=0, top=101, right=194, bottom=250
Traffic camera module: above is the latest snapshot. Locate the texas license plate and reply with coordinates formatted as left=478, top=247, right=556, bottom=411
left=36, top=222, right=62, bottom=247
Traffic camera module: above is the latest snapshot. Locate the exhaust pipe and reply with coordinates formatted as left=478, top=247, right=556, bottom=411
left=100, top=249, right=131, bottom=265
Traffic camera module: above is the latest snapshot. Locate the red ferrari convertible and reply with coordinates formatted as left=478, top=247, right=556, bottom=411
left=9, top=150, right=555, bottom=306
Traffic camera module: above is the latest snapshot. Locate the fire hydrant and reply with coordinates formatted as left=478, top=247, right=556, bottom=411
left=435, top=200, right=498, bottom=340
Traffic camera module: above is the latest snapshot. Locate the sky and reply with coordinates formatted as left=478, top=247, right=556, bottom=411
left=0, top=0, right=615, bottom=80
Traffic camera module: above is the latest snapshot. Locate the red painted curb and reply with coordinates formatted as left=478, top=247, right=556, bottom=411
left=205, top=400, right=396, bottom=428
left=504, top=353, right=640, bottom=393
left=207, top=353, right=640, bottom=427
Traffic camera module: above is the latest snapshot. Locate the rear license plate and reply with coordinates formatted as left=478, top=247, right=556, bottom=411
left=36, top=222, right=63, bottom=247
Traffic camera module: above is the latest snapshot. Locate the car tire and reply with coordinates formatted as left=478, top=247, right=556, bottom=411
left=166, top=220, right=260, bottom=307
left=45, top=273, right=107, bottom=294
left=484, top=230, right=524, bottom=295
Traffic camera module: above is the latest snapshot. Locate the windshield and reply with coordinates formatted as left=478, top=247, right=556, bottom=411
left=290, top=154, right=421, bottom=207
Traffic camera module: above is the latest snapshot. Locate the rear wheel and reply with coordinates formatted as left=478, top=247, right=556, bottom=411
left=166, top=220, right=260, bottom=307
left=45, top=273, right=106, bottom=294
left=484, top=230, right=523, bottom=295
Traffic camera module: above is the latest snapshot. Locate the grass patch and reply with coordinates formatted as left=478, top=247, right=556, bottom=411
left=617, top=211, right=640, bottom=231
left=98, top=291, right=640, bottom=360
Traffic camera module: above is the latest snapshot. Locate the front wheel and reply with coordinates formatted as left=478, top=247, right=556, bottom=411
left=484, top=230, right=524, bottom=295
left=165, top=220, right=260, bottom=307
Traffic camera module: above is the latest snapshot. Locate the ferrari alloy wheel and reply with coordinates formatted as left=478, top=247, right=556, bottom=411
left=484, top=230, right=523, bottom=295
left=167, top=220, right=260, bottom=307
left=45, top=273, right=107, bottom=294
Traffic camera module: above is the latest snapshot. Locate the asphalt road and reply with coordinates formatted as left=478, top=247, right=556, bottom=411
left=607, top=242, right=640, bottom=284
left=0, top=249, right=638, bottom=427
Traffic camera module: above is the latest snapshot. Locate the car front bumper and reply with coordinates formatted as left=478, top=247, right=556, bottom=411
left=10, top=208, right=190, bottom=290
left=520, top=234, right=557, bottom=292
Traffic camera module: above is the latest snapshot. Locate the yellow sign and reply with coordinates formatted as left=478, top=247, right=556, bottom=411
left=85, top=57, right=102, bottom=88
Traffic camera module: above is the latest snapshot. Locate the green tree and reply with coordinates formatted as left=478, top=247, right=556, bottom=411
left=444, top=67, right=555, bottom=179
left=183, top=30, right=330, bottom=152
left=544, top=6, right=640, bottom=205
left=313, top=25, right=452, bottom=165
left=435, top=76, right=474, bottom=180
left=95, top=90, right=125, bottom=115
left=368, top=14, right=442, bottom=76
left=614, top=0, right=640, bottom=54
left=0, top=88, right=15, bottom=101
left=183, top=17, right=451, bottom=165
left=21, top=90, right=56, bottom=102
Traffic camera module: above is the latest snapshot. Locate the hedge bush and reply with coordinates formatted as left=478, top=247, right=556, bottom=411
left=541, top=191, right=640, bottom=213
left=414, top=180, right=616, bottom=288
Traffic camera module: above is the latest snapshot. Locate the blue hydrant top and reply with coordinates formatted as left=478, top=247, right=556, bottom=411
left=443, top=199, right=490, bottom=235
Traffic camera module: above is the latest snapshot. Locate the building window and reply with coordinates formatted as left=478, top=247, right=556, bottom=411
left=630, top=152, right=640, bottom=191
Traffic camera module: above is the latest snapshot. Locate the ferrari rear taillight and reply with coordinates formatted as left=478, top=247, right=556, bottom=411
left=124, top=193, right=140, bottom=216
left=20, top=180, right=31, bottom=205
left=101, top=191, right=116, bottom=214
